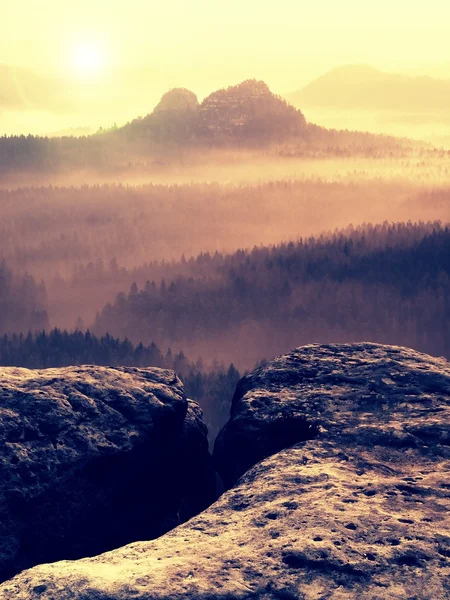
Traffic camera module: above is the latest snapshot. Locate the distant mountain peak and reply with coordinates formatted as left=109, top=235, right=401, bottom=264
left=125, top=79, right=307, bottom=144
left=288, top=64, right=450, bottom=113
left=153, top=88, right=199, bottom=113
left=328, top=64, right=383, bottom=75
left=197, top=79, right=306, bottom=141
left=227, top=79, right=272, bottom=94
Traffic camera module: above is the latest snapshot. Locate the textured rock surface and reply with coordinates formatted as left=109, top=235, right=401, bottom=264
left=0, top=366, right=214, bottom=582
left=2, top=443, right=450, bottom=599
left=1, top=343, right=450, bottom=599
left=214, top=343, right=450, bottom=486
left=198, top=80, right=307, bottom=141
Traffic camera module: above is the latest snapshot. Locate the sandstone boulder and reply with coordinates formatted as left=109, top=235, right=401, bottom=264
left=214, top=342, right=450, bottom=486
left=2, top=442, right=449, bottom=599
left=1, top=344, right=450, bottom=599
left=0, top=365, right=215, bottom=582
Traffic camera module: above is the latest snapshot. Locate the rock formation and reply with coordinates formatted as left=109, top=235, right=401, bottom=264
left=153, top=88, right=199, bottom=114
left=150, top=88, right=200, bottom=142
left=1, top=343, right=450, bottom=599
left=0, top=365, right=214, bottom=582
left=197, top=79, right=307, bottom=142
left=124, top=80, right=307, bottom=145
left=214, top=342, right=450, bottom=487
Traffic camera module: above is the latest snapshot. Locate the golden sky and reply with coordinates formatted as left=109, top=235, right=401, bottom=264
left=2, top=0, right=450, bottom=135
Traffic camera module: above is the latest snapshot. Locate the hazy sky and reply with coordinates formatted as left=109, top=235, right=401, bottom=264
left=2, top=0, right=450, bottom=134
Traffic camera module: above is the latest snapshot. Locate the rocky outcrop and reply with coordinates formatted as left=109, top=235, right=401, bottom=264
left=125, top=80, right=307, bottom=145
left=3, top=439, right=449, bottom=600
left=1, top=343, right=450, bottom=599
left=150, top=88, right=199, bottom=142
left=0, top=365, right=215, bottom=582
left=214, top=343, right=450, bottom=487
left=197, top=80, right=307, bottom=142
left=153, top=89, right=199, bottom=114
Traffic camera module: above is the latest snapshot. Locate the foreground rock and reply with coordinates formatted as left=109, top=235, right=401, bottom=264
left=1, top=343, right=450, bottom=599
left=2, top=443, right=450, bottom=599
left=0, top=366, right=214, bottom=582
left=214, top=342, right=450, bottom=486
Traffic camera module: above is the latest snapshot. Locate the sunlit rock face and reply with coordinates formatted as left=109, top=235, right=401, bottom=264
left=197, top=79, right=307, bottom=142
left=0, top=366, right=214, bottom=583
left=1, top=344, right=450, bottom=599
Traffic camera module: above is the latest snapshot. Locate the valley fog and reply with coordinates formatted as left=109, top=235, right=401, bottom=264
left=0, top=150, right=449, bottom=372
left=3, top=4, right=450, bottom=596
left=1, top=80, right=449, bottom=441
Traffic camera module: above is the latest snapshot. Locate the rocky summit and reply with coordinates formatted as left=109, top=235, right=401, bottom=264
left=1, top=343, right=450, bottom=599
left=124, top=79, right=307, bottom=145
left=197, top=79, right=307, bottom=141
left=0, top=365, right=214, bottom=583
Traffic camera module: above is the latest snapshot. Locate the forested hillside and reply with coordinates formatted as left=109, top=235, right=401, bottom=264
left=1, top=221, right=449, bottom=431
left=2, top=178, right=449, bottom=280
left=1, top=221, right=449, bottom=367
left=122, top=80, right=306, bottom=145
left=0, top=262, right=48, bottom=334
left=92, top=223, right=450, bottom=365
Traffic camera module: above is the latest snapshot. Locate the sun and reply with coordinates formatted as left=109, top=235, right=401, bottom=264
left=71, top=40, right=105, bottom=78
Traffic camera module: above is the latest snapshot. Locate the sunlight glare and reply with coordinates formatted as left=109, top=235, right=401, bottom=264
left=71, top=40, right=105, bottom=78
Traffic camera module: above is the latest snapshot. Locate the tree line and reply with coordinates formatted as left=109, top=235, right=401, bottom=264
left=2, top=179, right=448, bottom=281
left=0, top=261, right=48, bottom=334
left=92, top=223, right=450, bottom=365
left=1, top=222, right=449, bottom=368
left=0, top=328, right=241, bottom=442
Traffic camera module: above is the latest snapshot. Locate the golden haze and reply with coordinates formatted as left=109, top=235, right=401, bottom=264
left=2, top=0, right=450, bottom=136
